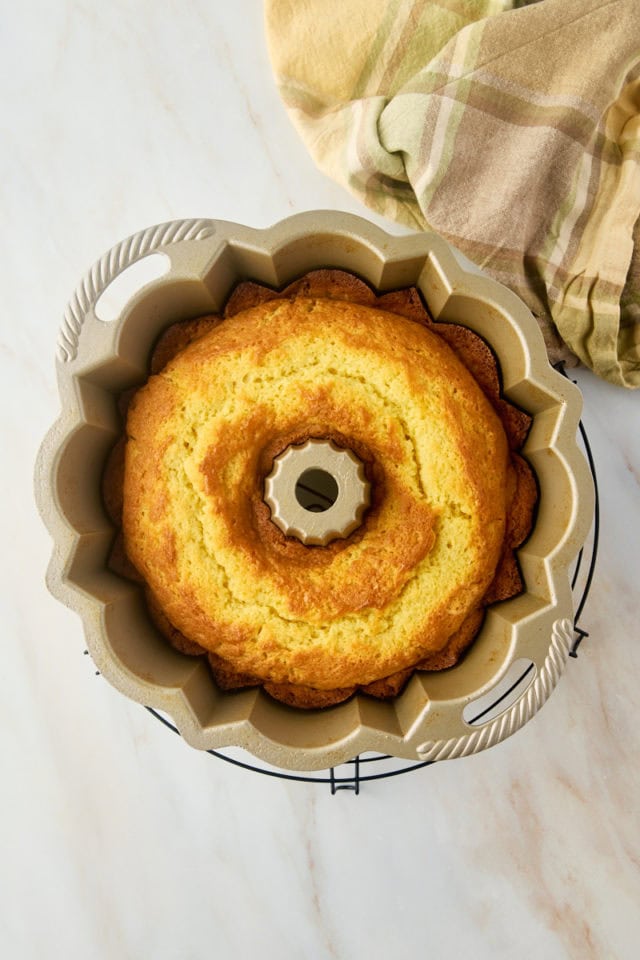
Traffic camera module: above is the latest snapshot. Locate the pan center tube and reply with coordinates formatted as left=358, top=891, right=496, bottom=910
left=264, top=439, right=370, bottom=546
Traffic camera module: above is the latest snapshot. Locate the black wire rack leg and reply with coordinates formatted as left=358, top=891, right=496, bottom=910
left=330, top=757, right=360, bottom=795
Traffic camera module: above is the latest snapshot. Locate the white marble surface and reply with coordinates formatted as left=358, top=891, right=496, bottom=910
left=3, top=2, right=640, bottom=958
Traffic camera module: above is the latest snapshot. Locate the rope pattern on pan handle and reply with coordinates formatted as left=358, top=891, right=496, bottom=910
left=416, top=618, right=573, bottom=761
left=57, top=218, right=217, bottom=362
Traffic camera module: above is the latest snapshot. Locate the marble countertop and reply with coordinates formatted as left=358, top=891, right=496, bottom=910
left=4, top=3, right=639, bottom=957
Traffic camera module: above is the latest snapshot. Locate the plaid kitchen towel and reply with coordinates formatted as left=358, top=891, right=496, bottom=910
left=266, top=0, right=640, bottom=387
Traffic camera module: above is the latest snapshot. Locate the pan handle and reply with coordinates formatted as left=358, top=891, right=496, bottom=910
left=57, top=218, right=217, bottom=363
left=414, top=618, right=574, bottom=761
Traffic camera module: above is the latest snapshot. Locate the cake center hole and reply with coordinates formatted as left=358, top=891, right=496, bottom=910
left=295, top=468, right=339, bottom=513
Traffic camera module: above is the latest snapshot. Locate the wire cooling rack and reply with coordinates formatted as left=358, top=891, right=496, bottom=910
left=86, top=365, right=596, bottom=794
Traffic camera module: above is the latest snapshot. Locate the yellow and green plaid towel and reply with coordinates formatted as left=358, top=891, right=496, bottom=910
left=266, top=0, right=640, bottom=387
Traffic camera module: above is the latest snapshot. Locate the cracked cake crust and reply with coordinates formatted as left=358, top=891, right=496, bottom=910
left=104, top=271, right=537, bottom=708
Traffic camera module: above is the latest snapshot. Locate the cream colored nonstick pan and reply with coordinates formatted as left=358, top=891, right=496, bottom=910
left=35, top=212, right=594, bottom=771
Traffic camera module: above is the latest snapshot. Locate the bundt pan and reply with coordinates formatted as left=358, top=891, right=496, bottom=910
left=35, top=211, right=594, bottom=771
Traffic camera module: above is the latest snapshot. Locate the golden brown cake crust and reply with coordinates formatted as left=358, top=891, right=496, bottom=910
left=105, top=270, right=537, bottom=707
left=122, top=294, right=513, bottom=691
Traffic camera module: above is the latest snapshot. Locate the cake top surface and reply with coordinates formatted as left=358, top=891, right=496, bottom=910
left=122, top=294, right=513, bottom=690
